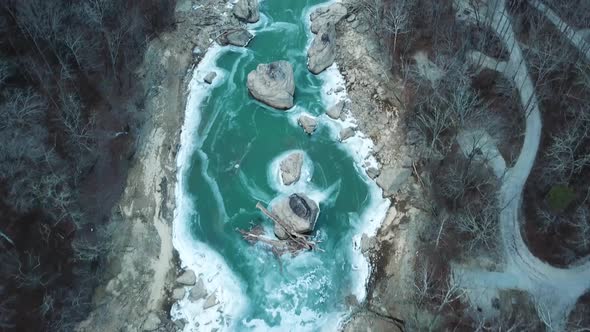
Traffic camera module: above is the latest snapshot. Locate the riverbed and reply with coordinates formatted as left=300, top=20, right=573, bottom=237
left=171, top=1, right=389, bottom=330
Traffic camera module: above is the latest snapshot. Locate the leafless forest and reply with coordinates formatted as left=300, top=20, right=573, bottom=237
left=0, top=0, right=175, bottom=330
left=360, top=0, right=590, bottom=330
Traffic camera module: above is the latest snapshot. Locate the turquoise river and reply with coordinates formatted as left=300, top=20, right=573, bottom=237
left=171, top=1, right=390, bottom=330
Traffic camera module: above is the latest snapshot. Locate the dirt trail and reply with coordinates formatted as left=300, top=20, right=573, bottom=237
left=453, top=0, right=590, bottom=329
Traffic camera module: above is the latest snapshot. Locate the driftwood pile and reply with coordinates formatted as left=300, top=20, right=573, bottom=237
left=237, top=202, right=321, bottom=255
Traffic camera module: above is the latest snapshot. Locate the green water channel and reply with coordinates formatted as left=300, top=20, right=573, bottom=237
left=173, top=1, right=388, bottom=330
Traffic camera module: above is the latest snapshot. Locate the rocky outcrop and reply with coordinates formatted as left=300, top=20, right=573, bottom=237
left=217, top=29, right=253, bottom=47
left=307, top=23, right=336, bottom=74
left=271, top=194, right=319, bottom=240
left=298, top=115, right=318, bottom=134
left=310, top=3, right=347, bottom=34
left=339, top=127, right=355, bottom=141
left=280, top=152, right=304, bottom=185
left=247, top=61, right=295, bottom=109
left=376, top=167, right=411, bottom=197
left=204, top=72, right=217, bottom=84
left=232, top=0, right=259, bottom=23
left=176, top=270, right=196, bottom=285
left=326, top=101, right=344, bottom=119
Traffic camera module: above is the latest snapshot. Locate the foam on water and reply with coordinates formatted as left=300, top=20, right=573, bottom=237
left=172, top=44, right=248, bottom=332
left=172, top=1, right=391, bottom=330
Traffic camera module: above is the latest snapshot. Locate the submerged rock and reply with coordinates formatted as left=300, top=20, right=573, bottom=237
left=271, top=194, right=319, bottom=240
left=310, top=3, right=347, bottom=34
left=176, top=270, right=196, bottom=286
left=233, top=0, right=259, bottom=23
left=189, top=278, right=207, bottom=301
left=327, top=101, right=345, bottom=119
left=307, top=22, right=336, bottom=74
left=217, top=29, right=253, bottom=47
left=280, top=152, right=304, bottom=185
left=298, top=115, right=318, bottom=135
left=376, top=167, right=411, bottom=197
left=340, top=127, right=355, bottom=141
left=247, top=61, right=295, bottom=109
left=204, top=72, right=217, bottom=84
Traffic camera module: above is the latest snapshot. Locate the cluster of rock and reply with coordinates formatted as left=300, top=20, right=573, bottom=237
left=307, top=3, right=348, bottom=74
left=270, top=193, right=319, bottom=240
left=172, top=270, right=218, bottom=307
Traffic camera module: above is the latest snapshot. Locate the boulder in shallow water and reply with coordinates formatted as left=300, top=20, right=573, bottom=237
left=217, top=29, right=253, bottom=47
left=310, top=3, right=347, bottom=34
left=204, top=72, right=217, bottom=84
left=233, top=0, right=259, bottom=23
left=298, top=115, right=318, bottom=135
left=376, top=167, right=411, bottom=197
left=247, top=61, right=295, bottom=109
left=280, top=152, right=304, bottom=186
left=327, top=101, right=344, bottom=119
left=176, top=270, right=196, bottom=285
left=307, top=23, right=336, bottom=74
left=271, top=194, right=319, bottom=240
left=203, top=293, right=219, bottom=309
left=189, top=278, right=207, bottom=301
left=340, top=127, right=355, bottom=141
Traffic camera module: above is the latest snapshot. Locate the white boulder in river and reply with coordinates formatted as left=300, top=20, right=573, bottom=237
left=310, top=3, right=347, bottom=34
left=247, top=61, right=295, bottom=109
left=307, top=23, right=336, bottom=74
left=233, top=0, right=259, bottom=23
left=280, top=152, right=304, bottom=185
left=298, top=115, right=318, bottom=135
left=271, top=193, right=319, bottom=240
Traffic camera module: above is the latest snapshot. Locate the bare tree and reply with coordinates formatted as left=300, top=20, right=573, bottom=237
left=383, top=0, right=410, bottom=58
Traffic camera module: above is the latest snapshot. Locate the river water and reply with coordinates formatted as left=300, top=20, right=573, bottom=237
left=172, top=1, right=390, bottom=330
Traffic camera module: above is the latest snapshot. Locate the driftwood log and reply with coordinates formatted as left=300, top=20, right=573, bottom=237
left=236, top=202, right=321, bottom=255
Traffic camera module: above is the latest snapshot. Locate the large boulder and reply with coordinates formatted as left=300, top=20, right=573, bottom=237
left=271, top=194, right=319, bottom=240
left=176, top=270, right=196, bottom=286
left=280, top=152, right=304, bottom=186
left=247, top=61, right=295, bottom=109
left=298, top=115, right=318, bottom=135
left=217, top=29, right=253, bottom=47
left=310, top=3, right=348, bottom=34
left=307, top=23, right=336, bottom=74
left=376, top=167, right=412, bottom=197
left=232, top=0, right=259, bottom=23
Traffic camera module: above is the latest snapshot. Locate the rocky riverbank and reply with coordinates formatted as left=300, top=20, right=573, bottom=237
left=320, top=0, right=427, bottom=330
left=76, top=1, right=246, bottom=331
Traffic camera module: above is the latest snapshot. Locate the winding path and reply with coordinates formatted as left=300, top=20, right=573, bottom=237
left=453, top=0, right=590, bottom=329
